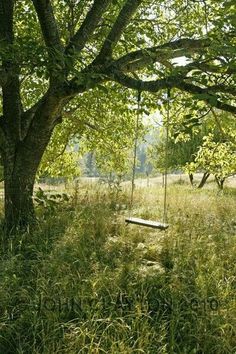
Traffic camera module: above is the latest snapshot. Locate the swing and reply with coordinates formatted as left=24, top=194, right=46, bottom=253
left=125, top=217, right=168, bottom=230
left=125, top=89, right=170, bottom=230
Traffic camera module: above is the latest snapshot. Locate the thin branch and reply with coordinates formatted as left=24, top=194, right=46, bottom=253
left=63, top=72, right=106, bottom=98
left=0, top=0, right=22, bottom=142
left=211, top=108, right=225, bottom=136
left=32, top=0, right=63, bottom=51
left=174, top=81, right=236, bottom=114
left=93, top=0, right=142, bottom=64
left=32, top=0, right=65, bottom=84
left=209, top=108, right=236, bottom=144
left=65, top=0, right=112, bottom=57
left=113, top=38, right=210, bottom=71
left=179, top=61, right=236, bottom=75
left=53, top=141, right=68, bottom=161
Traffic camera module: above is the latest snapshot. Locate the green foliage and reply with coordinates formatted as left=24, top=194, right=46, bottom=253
left=39, top=149, right=80, bottom=179
left=187, top=133, right=236, bottom=180
left=4, top=0, right=235, bottom=182
left=184, top=112, right=236, bottom=184
left=150, top=129, right=205, bottom=173
left=151, top=95, right=236, bottom=186
left=38, top=86, right=146, bottom=178
left=34, top=187, right=70, bottom=216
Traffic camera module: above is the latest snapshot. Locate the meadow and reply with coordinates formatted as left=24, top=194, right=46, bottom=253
left=0, top=176, right=235, bottom=353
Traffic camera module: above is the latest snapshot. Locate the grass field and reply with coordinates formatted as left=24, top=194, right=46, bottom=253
left=0, top=177, right=235, bottom=353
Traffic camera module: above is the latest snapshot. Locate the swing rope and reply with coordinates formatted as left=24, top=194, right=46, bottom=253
left=129, top=90, right=141, bottom=212
left=126, top=89, right=170, bottom=230
left=163, top=88, right=170, bottom=224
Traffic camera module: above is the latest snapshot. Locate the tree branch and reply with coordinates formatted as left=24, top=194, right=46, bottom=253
left=93, top=0, right=142, bottom=64
left=32, top=0, right=65, bottom=84
left=174, top=81, right=236, bottom=114
left=66, top=38, right=210, bottom=96
left=113, top=38, right=210, bottom=71
left=107, top=70, right=170, bottom=92
left=65, top=0, right=112, bottom=57
left=32, top=0, right=63, bottom=51
left=202, top=84, right=236, bottom=96
left=61, top=73, right=106, bottom=98
left=105, top=70, right=236, bottom=114
left=0, top=0, right=22, bottom=142
left=177, top=61, right=236, bottom=75
left=63, top=107, right=99, bottom=130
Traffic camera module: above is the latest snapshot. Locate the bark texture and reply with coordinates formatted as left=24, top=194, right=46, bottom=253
left=1, top=92, right=62, bottom=232
left=3, top=128, right=53, bottom=232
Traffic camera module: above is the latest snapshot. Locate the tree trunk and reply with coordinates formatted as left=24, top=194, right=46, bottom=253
left=197, top=172, right=210, bottom=189
left=189, top=173, right=194, bottom=186
left=4, top=161, right=36, bottom=233
left=2, top=133, right=53, bottom=233
left=215, top=176, right=225, bottom=190
left=1, top=90, right=64, bottom=234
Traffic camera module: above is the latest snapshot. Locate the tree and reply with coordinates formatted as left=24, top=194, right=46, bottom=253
left=152, top=102, right=236, bottom=189
left=0, top=0, right=236, bottom=232
left=148, top=90, right=209, bottom=179
left=150, top=130, right=204, bottom=172
left=186, top=131, right=236, bottom=190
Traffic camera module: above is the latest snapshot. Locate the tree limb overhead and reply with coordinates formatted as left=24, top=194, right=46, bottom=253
left=106, top=70, right=236, bottom=114
left=32, top=0, right=63, bottom=51
left=93, top=0, right=142, bottom=64
left=113, top=38, right=211, bottom=71
left=65, top=0, right=112, bottom=57
left=0, top=0, right=22, bottom=142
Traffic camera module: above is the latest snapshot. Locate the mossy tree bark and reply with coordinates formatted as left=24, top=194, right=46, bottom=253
left=1, top=92, right=62, bottom=233
left=3, top=141, right=46, bottom=232
left=4, top=155, right=36, bottom=232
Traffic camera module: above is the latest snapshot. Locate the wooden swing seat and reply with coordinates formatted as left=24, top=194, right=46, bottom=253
left=125, top=217, right=169, bottom=230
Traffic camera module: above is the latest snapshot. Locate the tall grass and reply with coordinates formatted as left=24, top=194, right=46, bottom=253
left=0, top=180, right=235, bottom=353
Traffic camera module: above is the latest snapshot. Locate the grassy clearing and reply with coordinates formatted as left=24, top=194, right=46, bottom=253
left=0, top=180, right=235, bottom=353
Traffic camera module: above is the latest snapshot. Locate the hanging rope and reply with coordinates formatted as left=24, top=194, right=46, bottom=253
left=126, top=89, right=170, bottom=230
left=163, top=88, right=170, bottom=225
left=130, top=91, right=141, bottom=211
left=203, top=0, right=208, bottom=34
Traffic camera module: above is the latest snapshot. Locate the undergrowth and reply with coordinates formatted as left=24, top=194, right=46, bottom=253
left=0, top=181, right=235, bottom=353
